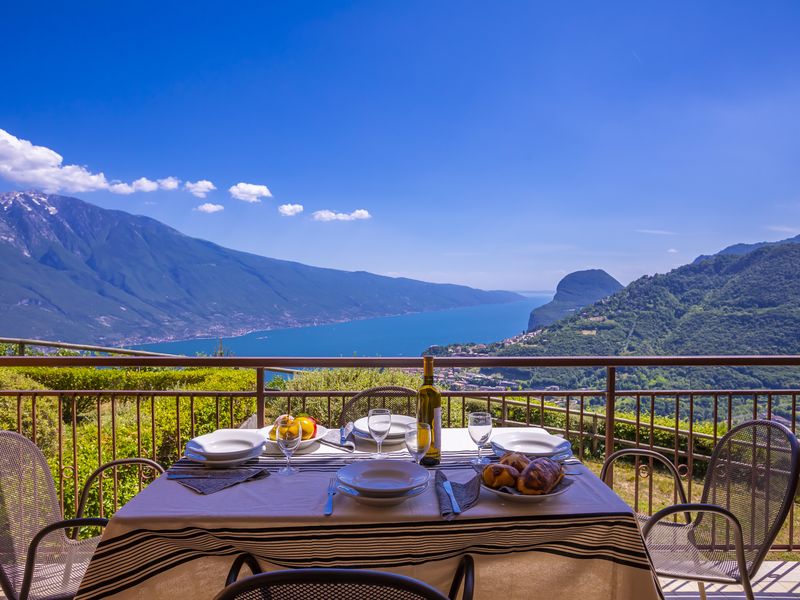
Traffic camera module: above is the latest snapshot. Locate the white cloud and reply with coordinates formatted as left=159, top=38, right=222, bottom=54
left=312, top=208, right=372, bottom=222
left=0, top=128, right=110, bottom=193
left=184, top=180, right=216, bottom=198
left=132, top=177, right=159, bottom=192
left=635, top=229, right=677, bottom=236
left=667, top=248, right=679, bottom=254
left=0, top=128, right=193, bottom=198
left=765, top=225, right=800, bottom=235
left=278, top=203, right=304, bottom=217
left=109, top=182, right=135, bottom=195
left=229, top=182, right=272, bottom=203
left=194, top=202, right=224, bottom=213
left=157, top=176, right=180, bottom=190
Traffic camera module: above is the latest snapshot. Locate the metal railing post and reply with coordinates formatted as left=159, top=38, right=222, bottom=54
left=256, top=368, right=265, bottom=428
left=605, top=366, right=616, bottom=484
left=17, top=343, right=25, bottom=356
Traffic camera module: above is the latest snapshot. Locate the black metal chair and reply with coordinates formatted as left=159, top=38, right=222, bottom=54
left=217, top=553, right=474, bottom=600
left=601, top=419, right=800, bottom=600
left=0, top=430, right=164, bottom=600
left=338, top=386, right=419, bottom=427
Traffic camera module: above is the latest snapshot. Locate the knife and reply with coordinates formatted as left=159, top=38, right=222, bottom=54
left=442, top=480, right=461, bottom=514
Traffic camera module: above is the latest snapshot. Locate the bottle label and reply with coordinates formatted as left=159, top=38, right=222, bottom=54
left=433, top=407, right=442, bottom=450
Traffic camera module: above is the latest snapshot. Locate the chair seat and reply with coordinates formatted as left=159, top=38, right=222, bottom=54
left=5, top=534, right=101, bottom=600
left=635, top=513, right=742, bottom=584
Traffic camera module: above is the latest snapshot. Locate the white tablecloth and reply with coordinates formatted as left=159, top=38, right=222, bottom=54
left=75, top=428, right=662, bottom=600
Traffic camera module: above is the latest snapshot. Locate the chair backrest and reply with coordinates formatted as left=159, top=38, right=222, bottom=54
left=338, top=386, right=419, bottom=427
left=0, top=431, right=63, bottom=600
left=214, top=568, right=450, bottom=600
left=696, top=419, right=800, bottom=576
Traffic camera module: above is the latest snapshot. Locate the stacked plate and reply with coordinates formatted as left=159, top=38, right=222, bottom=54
left=352, top=414, right=415, bottom=443
left=336, top=460, right=429, bottom=506
left=184, top=429, right=266, bottom=467
left=490, top=430, right=573, bottom=461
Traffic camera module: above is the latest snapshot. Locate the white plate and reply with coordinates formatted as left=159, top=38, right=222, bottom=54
left=491, top=431, right=571, bottom=457
left=337, top=482, right=428, bottom=507
left=337, top=460, right=429, bottom=497
left=185, top=429, right=267, bottom=460
left=184, top=444, right=264, bottom=468
left=353, top=415, right=416, bottom=439
left=262, top=424, right=329, bottom=451
left=481, top=477, right=574, bottom=503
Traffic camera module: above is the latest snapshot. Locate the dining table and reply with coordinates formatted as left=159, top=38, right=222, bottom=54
left=74, top=427, right=663, bottom=600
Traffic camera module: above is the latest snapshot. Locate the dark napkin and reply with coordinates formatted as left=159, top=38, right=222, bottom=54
left=435, top=470, right=481, bottom=520
left=167, top=467, right=269, bottom=495
left=319, top=423, right=356, bottom=452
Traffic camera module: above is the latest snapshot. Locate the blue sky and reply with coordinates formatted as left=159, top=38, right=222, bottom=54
left=1, top=1, right=799, bottom=290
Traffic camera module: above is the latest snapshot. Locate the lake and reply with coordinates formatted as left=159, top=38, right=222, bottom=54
left=137, top=295, right=551, bottom=357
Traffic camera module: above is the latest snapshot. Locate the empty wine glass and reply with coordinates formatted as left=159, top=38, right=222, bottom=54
left=368, top=408, right=392, bottom=458
left=275, top=416, right=302, bottom=475
left=468, top=412, right=492, bottom=465
left=404, top=422, right=431, bottom=464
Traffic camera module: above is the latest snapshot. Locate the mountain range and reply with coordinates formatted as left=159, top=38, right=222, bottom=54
left=0, top=191, right=521, bottom=344
left=429, top=239, right=800, bottom=393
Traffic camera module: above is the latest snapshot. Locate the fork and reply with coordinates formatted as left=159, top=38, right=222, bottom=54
left=324, top=478, right=337, bottom=516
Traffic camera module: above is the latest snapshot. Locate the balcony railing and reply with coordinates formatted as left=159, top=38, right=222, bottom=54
left=0, top=354, right=798, bottom=551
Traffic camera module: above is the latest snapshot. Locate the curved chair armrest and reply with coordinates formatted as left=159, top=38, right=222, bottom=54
left=641, top=502, right=752, bottom=589
left=448, top=554, right=474, bottom=600
left=21, top=517, right=108, bottom=600
left=75, top=458, right=165, bottom=528
left=600, top=448, right=688, bottom=507
left=225, top=553, right=263, bottom=586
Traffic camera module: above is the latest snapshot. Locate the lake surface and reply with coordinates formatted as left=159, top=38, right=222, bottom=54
left=137, top=295, right=551, bottom=357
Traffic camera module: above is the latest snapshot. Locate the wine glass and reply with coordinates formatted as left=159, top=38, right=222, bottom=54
left=368, top=408, right=392, bottom=458
left=468, top=412, right=492, bottom=465
left=275, top=416, right=302, bottom=475
left=404, top=422, right=431, bottom=464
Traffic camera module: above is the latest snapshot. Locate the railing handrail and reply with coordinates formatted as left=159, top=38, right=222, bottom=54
left=1, top=354, right=800, bottom=368
left=0, top=336, right=177, bottom=357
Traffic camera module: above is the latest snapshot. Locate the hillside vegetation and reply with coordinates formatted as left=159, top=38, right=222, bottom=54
left=430, top=244, right=800, bottom=413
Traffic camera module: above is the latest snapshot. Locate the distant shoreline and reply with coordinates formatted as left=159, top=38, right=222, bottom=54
left=130, top=297, right=550, bottom=351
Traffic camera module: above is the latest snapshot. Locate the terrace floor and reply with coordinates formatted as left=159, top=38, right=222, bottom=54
left=661, top=561, right=800, bottom=599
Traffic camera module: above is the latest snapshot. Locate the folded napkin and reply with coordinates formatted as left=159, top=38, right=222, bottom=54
left=319, top=423, right=355, bottom=452
left=167, top=467, right=269, bottom=495
left=435, top=471, right=481, bottom=521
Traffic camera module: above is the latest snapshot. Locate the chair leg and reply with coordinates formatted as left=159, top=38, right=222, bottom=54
left=740, top=576, right=755, bottom=600
left=697, top=581, right=707, bottom=600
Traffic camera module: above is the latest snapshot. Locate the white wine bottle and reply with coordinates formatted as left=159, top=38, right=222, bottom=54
left=417, top=355, right=441, bottom=466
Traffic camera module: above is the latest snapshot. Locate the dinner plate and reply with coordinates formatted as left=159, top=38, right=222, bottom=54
left=491, top=430, right=572, bottom=458
left=262, top=424, right=329, bottom=451
left=336, top=481, right=428, bottom=506
left=184, top=444, right=263, bottom=468
left=353, top=415, right=416, bottom=439
left=336, top=460, right=429, bottom=497
left=481, top=477, right=574, bottom=503
left=185, top=429, right=267, bottom=460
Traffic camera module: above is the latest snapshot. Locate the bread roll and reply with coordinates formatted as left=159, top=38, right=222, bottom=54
left=482, top=463, right=519, bottom=489
left=516, top=458, right=564, bottom=495
left=499, top=452, right=530, bottom=473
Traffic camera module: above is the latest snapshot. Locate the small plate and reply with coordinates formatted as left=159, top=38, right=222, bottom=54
left=337, top=482, right=428, bottom=506
left=262, top=424, right=329, bottom=451
left=491, top=431, right=571, bottom=457
left=353, top=415, right=416, bottom=439
left=184, top=444, right=264, bottom=468
left=337, top=460, right=429, bottom=497
left=185, top=429, right=267, bottom=460
left=481, top=477, right=574, bottom=503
